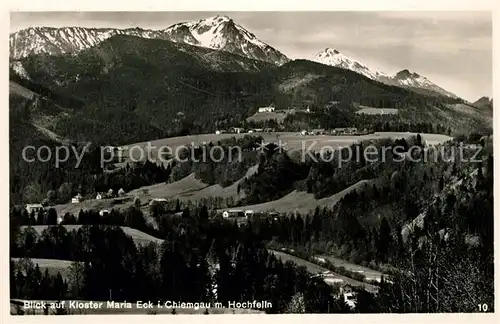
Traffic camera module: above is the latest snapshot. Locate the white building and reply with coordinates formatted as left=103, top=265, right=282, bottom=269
left=99, top=209, right=110, bottom=217
left=258, top=107, right=275, bottom=113
left=96, top=193, right=103, bottom=200
left=231, top=127, right=245, bottom=134
left=71, top=193, right=82, bottom=204
left=149, top=198, right=168, bottom=206
left=222, top=209, right=245, bottom=218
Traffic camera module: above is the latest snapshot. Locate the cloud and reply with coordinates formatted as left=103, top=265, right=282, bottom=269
left=375, top=11, right=492, bottom=22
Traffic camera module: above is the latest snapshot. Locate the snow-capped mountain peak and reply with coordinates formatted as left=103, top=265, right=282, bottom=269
left=314, top=47, right=458, bottom=98
left=394, top=69, right=432, bottom=87
left=392, top=69, right=457, bottom=98
left=163, top=15, right=288, bottom=65
left=313, top=48, right=388, bottom=80
left=9, top=26, right=166, bottom=60
left=9, top=16, right=289, bottom=66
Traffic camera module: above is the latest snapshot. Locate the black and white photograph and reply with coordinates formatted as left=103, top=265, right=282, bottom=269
left=7, top=7, right=495, bottom=316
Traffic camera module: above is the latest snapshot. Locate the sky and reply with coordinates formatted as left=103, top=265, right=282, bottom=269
left=10, top=11, right=492, bottom=101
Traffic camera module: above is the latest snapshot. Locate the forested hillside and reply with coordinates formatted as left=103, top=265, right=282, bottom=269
left=11, top=35, right=489, bottom=146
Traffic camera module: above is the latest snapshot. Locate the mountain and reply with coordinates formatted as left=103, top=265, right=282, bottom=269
left=9, top=26, right=169, bottom=60
left=472, top=96, right=493, bottom=110
left=313, top=48, right=458, bottom=98
left=313, top=48, right=390, bottom=81
left=10, top=35, right=489, bottom=146
left=163, top=15, right=289, bottom=65
left=9, top=15, right=288, bottom=66
left=388, top=69, right=458, bottom=98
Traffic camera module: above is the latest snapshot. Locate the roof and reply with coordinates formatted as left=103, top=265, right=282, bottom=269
left=26, top=204, right=43, bottom=208
left=150, top=198, right=168, bottom=202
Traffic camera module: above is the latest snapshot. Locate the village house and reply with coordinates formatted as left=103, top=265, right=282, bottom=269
left=332, top=127, right=358, bottom=135
left=96, top=192, right=103, bottom=200
left=230, top=127, right=246, bottom=134
left=341, top=285, right=357, bottom=309
left=222, top=209, right=245, bottom=218
left=71, top=193, right=83, bottom=204
left=244, top=210, right=254, bottom=218
left=311, top=128, right=326, bottom=135
left=149, top=198, right=168, bottom=206
left=258, top=106, right=275, bottom=113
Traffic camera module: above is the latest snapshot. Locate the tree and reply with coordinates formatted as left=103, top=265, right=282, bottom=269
left=57, top=183, right=73, bottom=203
left=285, top=292, right=306, bottom=313
left=47, top=208, right=58, bottom=225
left=376, top=217, right=392, bottom=262
left=23, top=183, right=43, bottom=203
left=133, top=196, right=141, bottom=207
left=199, top=205, right=209, bottom=221
left=68, top=262, right=85, bottom=298
left=47, top=190, right=57, bottom=202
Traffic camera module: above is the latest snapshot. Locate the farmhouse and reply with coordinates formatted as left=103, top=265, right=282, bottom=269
left=340, top=284, right=357, bottom=309
left=25, top=204, right=43, bottom=215
left=258, top=106, right=275, bottom=113
left=311, top=129, right=326, bottom=135
left=96, top=193, right=103, bottom=200
left=222, top=209, right=245, bottom=218
left=149, top=198, right=168, bottom=206
left=332, top=127, right=358, bottom=135
left=71, top=193, right=82, bottom=204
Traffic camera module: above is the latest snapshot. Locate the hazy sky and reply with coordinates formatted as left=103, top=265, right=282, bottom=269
left=10, top=11, right=492, bottom=101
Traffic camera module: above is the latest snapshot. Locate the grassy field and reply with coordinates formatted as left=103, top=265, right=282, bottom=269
left=20, top=225, right=164, bottom=246
left=10, top=81, right=36, bottom=100
left=128, top=173, right=208, bottom=199
left=51, top=166, right=260, bottom=217
left=232, top=179, right=372, bottom=215
left=176, top=164, right=258, bottom=201
left=246, top=111, right=288, bottom=123
left=49, top=196, right=135, bottom=218
left=11, top=258, right=73, bottom=279
left=314, top=255, right=384, bottom=283
left=268, top=250, right=378, bottom=294
left=120, top=132, right=452, bottom=163
left=11, top=299, right=265, bottom=315
left=355, top=106, right=399, bottom=115
left=47, top=132, right=451, bottom=217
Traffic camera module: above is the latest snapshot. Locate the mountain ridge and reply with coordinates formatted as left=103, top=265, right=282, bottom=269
left=10, top=34, right=489, bottom=147
left=10, top=15, right=289, bottom=66
left=472, top=96, right=493, bottom=110
left=313, top=48, right=458, bottom=99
